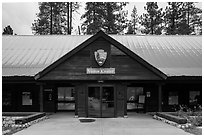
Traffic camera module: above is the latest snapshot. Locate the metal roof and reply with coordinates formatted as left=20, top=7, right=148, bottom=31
left=2, top=35, right=202, bottom=77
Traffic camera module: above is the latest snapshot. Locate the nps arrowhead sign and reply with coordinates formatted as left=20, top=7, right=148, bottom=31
left=94, top=49, right=107, bottom=66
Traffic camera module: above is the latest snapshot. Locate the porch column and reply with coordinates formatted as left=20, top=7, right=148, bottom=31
left=39, top=84, right=44, bottom=112
left=158, top=84, right=162, bottom=112
left=124, top=85, right=127, bottom=117
left=75, top=83, right=78, bottom=117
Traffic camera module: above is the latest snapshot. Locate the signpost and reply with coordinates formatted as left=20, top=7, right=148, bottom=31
left=86, top=68, right=115, bottom=74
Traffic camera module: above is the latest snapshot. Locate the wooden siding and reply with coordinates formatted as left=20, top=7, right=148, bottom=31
left=77, top=84, right=87, bottom=117
left=90, top=38, right=111, bottom=68
left=116, top=84, right=125, bottom=116
left=40, top=37, right=161, bottom=81
left=2, top=83, right=40, bottom=112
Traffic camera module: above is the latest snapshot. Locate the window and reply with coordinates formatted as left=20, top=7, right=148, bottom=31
left=168, top=91, right=178, bottom=105
left=189, top=91, right=201, bottom=105
left=127, top=87, right=144, bottom=110
left=57, top=87, right=75, bottom=110
left=22, top=92, right=32, bottom=105
left=3, top=91, right=12, bottom=106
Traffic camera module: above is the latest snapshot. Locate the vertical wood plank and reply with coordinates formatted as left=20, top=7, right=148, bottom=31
left=75, top=85, right=78, bottom=116
left=77, top=84, right=86, bottom=117
left=39, top=84, right=44, bottom=112
left=158, top=84, right=162, bottom=112
left=124, top=85, right=127, bottom=116
left=116, top=84, right=125, bottom=117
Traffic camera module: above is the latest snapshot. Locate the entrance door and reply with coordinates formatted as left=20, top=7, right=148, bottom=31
left=57, top=87, right=75, bottom=111
left=88, top=85, right=114, bottom=117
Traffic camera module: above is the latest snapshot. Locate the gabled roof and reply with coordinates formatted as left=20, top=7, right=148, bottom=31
left=35, top=30, right=167, bottom=80
left=2, top=31, right=202, bottom=77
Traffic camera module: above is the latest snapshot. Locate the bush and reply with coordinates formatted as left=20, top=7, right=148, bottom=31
left=176, top=105, right=202, bottom=127
left=188, top=116, right=202, bottom=126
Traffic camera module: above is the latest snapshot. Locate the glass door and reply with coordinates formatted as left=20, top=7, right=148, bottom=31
left=57, top=87, right=75, bottom=111
left=88, top=87, right=100, bottom=117
left=87, top=85, right=115, bottom=117
left=102, top=87, right=114, bottom=117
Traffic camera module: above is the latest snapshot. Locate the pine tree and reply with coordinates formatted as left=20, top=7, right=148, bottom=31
left=66, top=2, right=80, bottom=34
left=81, top=2, right=128, bottom=34
left=81, top=2, right=105, bottom=34
left=32, top=2, right=79, bottom=35
left=164, top=2, right=186, bottom=35
left=103, top=2, right=128, bottom=34
left=127, top=6, right=139, bottom=34
left=2, top=25, right=14, bottom=35
left=140, top=2, right=164, bottom=35
left=181, top=2, right=202, bottom=35
left=164, top=2, right=202, bottom=35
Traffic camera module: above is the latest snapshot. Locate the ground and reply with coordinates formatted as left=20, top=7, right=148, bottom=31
left=14, top=112, right=191, bottom=135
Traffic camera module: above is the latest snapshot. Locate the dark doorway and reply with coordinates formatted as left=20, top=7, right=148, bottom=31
left=88, top=85, right=115, bottom=117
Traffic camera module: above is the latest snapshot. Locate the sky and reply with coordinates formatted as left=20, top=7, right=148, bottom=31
left=2, top=1, right=202, bottom=35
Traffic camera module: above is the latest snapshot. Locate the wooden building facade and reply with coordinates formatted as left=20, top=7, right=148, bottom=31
left=2, top=31, right=202, bottom=117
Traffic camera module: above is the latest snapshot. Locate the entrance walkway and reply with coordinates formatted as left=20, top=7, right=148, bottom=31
left=14, top=112, right=191, bottom=135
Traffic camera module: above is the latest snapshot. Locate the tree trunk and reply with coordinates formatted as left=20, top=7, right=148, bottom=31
left=187, top=3, right=190, bottom=26
left=78, top=26, right=81, bottom=35
left=67, top=2, right=70, bottom=35
left=151, top=17, right=153, bottom=34
left=70, top=2, right=72, bottom=34
left=172, top=3, right=176, bottom=34
left=50, top=3, right=53, bottom=35
left=106, top=3, right=111, bottom=33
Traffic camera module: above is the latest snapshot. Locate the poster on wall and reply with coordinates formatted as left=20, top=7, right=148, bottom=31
left=169, top=96, right=178, bottom=105
left=139, top=95, right=145, bottom=103
left=22, top=92, right=32, bottom=105
left=189, top=91, right=201, bottom=105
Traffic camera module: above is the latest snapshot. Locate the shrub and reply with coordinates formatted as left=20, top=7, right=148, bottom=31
left=176, top=105, right=202, bottom=127
left=188, top=116, right=202, bottom=127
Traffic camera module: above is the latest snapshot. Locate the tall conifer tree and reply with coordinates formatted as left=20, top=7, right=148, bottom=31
left=81, top=2, right=128, bottom=34
left=32, top=2, right=79, bottom=35
left=140, top=2, right=164, bottom=35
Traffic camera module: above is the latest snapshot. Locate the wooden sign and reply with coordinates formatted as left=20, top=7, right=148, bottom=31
left=86, top=68, right=115, bottom=74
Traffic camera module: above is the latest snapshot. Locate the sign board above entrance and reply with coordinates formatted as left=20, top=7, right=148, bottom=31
left=86, top=68, right=115, bottom=74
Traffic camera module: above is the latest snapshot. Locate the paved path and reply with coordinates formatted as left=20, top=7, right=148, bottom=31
left=15, top=112, right=191, bottom=135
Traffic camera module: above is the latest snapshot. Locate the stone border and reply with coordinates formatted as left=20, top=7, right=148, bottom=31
left=153, top=115, right=192, bottom=129
left=15, top=113, right=46, bottom=124
left=2, top=115, right=49, bottom=135
left=156, top=112, right=187, bottom=124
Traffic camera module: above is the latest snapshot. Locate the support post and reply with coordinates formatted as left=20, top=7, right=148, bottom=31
left=39, top=84, right=44, bottom=112
left=158, top=84, right=162, bottom=112
left=75, top=84, right=78, bottom=117
left=124, top=85, right=127, bottom=117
